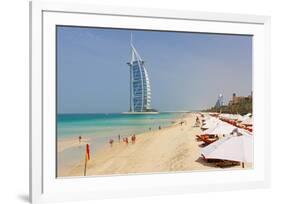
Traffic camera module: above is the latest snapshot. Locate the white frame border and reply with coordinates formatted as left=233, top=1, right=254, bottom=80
left=30, top=1, right=271, bottom=203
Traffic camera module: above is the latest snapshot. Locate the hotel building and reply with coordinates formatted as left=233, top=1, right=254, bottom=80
left=127, top=38, right=154, bottom=112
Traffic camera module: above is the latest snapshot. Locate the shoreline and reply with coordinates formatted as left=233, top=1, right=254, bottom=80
left=57, top=112, right=251, bottom=177
left=57, top=112, right=188, bottom=154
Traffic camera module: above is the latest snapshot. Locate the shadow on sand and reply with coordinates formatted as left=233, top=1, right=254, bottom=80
left=17, top=194, right=29, bottom=203
left=195, top=157, right=241, bottom=169
left=195, top=157, right=218, bottom=168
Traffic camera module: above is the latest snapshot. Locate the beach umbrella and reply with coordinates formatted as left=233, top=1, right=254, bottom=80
left=202, top=121, right=219, bottom=129
left=245, top=113, right=252, bottom=117
left=203, top=122, right=236, bottom=135
left=205, top=116, right=219, bottom=123
left=201, top=117, right=220, bottom=129
left=241, top=117, right=253, bottom=126
left=235, top=114, right=245, bottom=122
left=219, top=113, right=230, bottom=119
left=231, top=127, right=252, bottom=136
left=202, top=122, right=217, bottom=129
left=201, top=132, right=253, bottom=163
left=220, top=114, right=242, bottom=121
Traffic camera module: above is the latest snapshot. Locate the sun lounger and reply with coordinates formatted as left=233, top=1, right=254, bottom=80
left=196, top=135, right=203, bottom=141
left=216, top=160, right=240, bottom=168
left=196, top=135, right=218, bottom=145
left=196, top=134, right=208, bottom=141
left=201, top=137, right=218, bottom=145
left=201, top=155, right=222, bottom=163
left=201, top=155, right=240, bottom=167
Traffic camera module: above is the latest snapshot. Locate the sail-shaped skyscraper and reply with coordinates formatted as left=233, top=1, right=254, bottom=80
left=126, top=35, right=156, bottom=113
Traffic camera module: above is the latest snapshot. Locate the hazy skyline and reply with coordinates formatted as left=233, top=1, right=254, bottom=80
left=57, top=26, right=252, bottom=114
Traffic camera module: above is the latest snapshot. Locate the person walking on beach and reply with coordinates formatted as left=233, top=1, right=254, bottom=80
left=118, top=134, right=121, bottom=143
left=78, top=136, right=82, bottom=144
left=195, top=116, right=200, bottom=127
left=109, top=139, right=114, bottom=147
left=131, top=134, right=136, bottom=144
left=125, top=137, right=129, bottom=145
left=158, top=126, right=161, bottom=130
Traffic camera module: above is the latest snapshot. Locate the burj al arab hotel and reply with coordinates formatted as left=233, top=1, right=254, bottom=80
left=126, top=35, right=158, bottom=114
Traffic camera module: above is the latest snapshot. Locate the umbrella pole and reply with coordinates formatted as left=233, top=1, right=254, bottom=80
left=242, top=162, right=245, bottom=168
left=84, top=155, right=87, bottom=176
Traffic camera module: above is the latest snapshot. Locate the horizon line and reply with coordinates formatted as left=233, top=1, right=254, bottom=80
left=57, top=110, right=202, bottom=115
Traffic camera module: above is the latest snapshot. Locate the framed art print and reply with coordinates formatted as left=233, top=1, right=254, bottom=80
left=30, top=1, right=271, bottom=203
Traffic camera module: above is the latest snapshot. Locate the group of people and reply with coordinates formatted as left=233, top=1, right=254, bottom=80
left=109, top=134, right=137, bottom=147
left=78, top=134, right=137, bottom=149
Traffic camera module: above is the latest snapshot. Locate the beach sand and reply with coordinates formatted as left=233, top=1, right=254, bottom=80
left=58, top=137, right=90, bottom=153
left=57, top=113, right=251, bottom=177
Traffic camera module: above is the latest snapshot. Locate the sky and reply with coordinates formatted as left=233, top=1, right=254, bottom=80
left=57, top=26, right=252, bottom=114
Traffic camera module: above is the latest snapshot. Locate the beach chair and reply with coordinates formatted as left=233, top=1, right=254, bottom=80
left=196, top=134, right=208, bottom=141
left=202, top=137, right=218, bottom=145
left=196, top=134, right=218, bottom=146
left=196, top=135, right=203, bottom=141
left=216, top=160, right=240, bottom=168
left=201, top=155, right=221, bottom=163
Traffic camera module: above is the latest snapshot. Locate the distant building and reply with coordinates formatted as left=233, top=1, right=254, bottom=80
left=228, top=92, right=252, bottom=106
left=126, top=35, right=154, bottom=112
left=214, top=94, right=224, bottom=108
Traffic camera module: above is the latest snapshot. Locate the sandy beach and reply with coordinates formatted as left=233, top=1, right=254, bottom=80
left=58, top=137, right=91, bottom=153
left=57, top=113, right=251, bottom=177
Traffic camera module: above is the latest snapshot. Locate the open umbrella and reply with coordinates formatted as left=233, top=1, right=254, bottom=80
left=241, top=117, right=253, bottom=126
left=201, top=131, right=253, bottom=164
left=234, top=114, right=245, bottom=122
left=203, top=121, right=236, bottom=135
left=202, top=117, right=220, bottom=129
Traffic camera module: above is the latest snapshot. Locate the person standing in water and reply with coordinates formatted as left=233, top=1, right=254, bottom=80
left=78, top=136, right=82, bottom=144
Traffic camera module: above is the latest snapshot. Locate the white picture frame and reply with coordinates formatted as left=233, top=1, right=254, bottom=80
left=30, top=1, right=271, bottom=203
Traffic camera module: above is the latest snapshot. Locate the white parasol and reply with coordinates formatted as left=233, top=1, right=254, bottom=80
left=241, top=117, right=253, bottom=125
left=201, top=131, right=253, bottom=163
left=203, top=122, right=236, bottom=135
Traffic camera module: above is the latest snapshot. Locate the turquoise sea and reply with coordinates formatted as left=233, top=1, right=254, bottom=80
left=57, top=112, right=186, bottom=140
